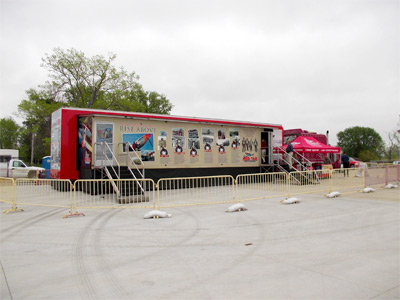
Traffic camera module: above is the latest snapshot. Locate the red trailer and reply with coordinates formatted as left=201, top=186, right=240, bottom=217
left=51, top=108, right=284, bottom=181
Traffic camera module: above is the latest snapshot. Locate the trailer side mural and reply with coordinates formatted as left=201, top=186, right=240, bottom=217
left=51, top=108, right=283, bottom=181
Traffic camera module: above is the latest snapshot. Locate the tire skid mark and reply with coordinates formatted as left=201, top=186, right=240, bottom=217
left=171, top=209, right=214, bottom=299
left=165, top=207, right=203, bottom=247
left=74, top=210, right=109, bottom=300
left=142, top=207, right=202, bottom=256
left=72, top=208, right=203, bottom=299
left=114, top=207, right=203, bottom=268
left=0, top=258, right=13, bottom=300
left=93, top=209, right=129, bottom=299
left=170, top=209, right=265, bottom=296
left=74, top=209, right=130, bottom=300
left=104, top=207, right=204, bottom=282
left=0, top=208, right=65, bottom=241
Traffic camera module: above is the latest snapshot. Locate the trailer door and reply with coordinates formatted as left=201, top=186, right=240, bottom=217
left=261, top=130, right=272, bottom=165
left=94, top=122, right=115, bottom=167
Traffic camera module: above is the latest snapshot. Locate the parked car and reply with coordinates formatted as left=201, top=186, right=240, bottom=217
left=349, top=157, right=362, bottom=168
left=393, top=161, right=400, bottom=165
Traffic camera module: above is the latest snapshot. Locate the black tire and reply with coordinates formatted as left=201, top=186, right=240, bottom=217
left=28, top=170, right=36, bottom=178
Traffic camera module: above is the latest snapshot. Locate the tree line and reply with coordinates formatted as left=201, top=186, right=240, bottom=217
left=337, top=126, right=399, bottom=162
left=0, top=48, right=173, bottom=163
left=0, top=48, right=399, bottom=164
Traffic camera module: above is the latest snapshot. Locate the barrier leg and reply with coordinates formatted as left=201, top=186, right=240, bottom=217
left=232, top=178, right=237, bottom=204
left=63, top=181, right=85, bottom=218
left=2, top=180, right=23, bottom=214
left=286, top=173, right=291, bottom=199
left=155, top=183, right=159, bottom=210
left=385, top=166, right=389, bottom=186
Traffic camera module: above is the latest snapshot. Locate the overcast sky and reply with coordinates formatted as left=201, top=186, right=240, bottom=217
left=1, top=0, right=399, bottom=146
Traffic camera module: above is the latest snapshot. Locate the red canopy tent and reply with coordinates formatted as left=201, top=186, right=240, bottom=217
left=281, top=136, right=341, bottom=168
left=282, top=136, right=340, bottom=153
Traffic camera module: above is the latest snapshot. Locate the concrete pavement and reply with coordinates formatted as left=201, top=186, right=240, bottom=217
left=1, top=188, right=399, bottom=299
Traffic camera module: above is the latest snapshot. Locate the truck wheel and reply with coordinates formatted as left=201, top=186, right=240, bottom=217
left=28, top=171, right=36, bottom=178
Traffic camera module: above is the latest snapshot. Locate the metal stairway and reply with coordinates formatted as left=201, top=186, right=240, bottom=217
left=95, top=141, right=146, bottom=202
left=275, top=146, right=320, bottom=185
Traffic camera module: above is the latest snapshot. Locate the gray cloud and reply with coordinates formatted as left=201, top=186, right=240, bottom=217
left=1, top=0, right=399, bottom=145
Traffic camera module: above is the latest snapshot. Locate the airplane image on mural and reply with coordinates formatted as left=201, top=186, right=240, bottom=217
left=131, top=134, right=153, bottom=150
left=122, top=133, right=154, bottom=152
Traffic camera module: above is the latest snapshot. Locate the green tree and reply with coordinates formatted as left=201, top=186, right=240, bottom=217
left=17, top=89, right=64, bottom=162
left=0, top=117, right=20, bottom=149
left=382, top=130, right=400, bottom=160
left=39, top=47, right=173, bottom=112
left=17, top=48, right=173, bottom=162
left=337, top=126, right=384, bottom=159
left=138, top=91, right=174, bottom=114
left=358, top=149, right=379, bottom=162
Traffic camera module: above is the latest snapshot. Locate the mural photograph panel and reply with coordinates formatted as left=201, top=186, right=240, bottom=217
left=122, top=133, right=155, bottom=162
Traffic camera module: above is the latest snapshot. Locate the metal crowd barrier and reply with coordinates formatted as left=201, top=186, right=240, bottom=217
left=366, top=165, right=399, bottom=187
left=388, top=165, right=400, bottom=183
left=157, top=175, right=235, bottom=208
left=1, top=165, right=398, bottom=216
left=73, top=179, right=156, bottom=210
left=331, top=168, right=365, bottom=192
left=0, top=177, right=18, bottom=213
left=287, top=169, right=331, bottom=197
left=236, top=172, right=287, bottom=202
left=14, top=179, right=73, bottom=208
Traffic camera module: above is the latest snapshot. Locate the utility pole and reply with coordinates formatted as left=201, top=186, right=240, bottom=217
left=398, top=115, right=400, bottom=160
left=31, top=132, right=35, bottom=165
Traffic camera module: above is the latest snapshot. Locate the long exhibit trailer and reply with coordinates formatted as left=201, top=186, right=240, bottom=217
left=50, top=108, right=284, bottom=182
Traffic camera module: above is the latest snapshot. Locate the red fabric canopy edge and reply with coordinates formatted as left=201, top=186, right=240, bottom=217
left=281, top=136, right=341, bottom=153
